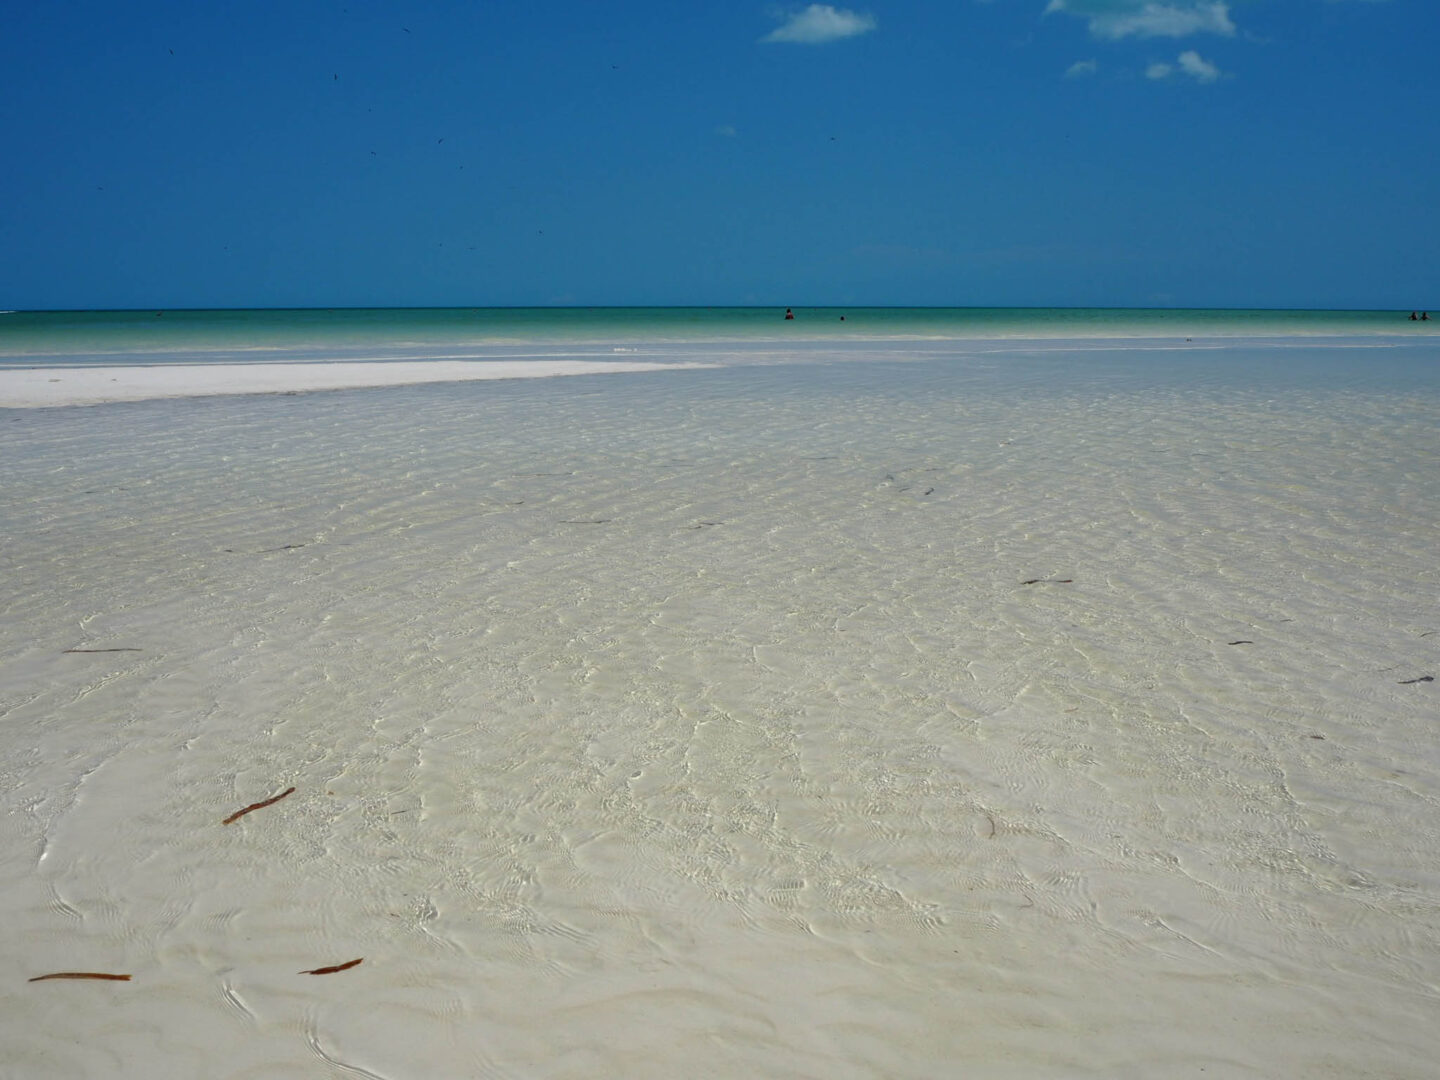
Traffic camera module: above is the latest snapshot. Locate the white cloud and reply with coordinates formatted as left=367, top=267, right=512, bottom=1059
left=715, top=124, right=738, bottom=137
left=761, top=5, right=877, bottom=44
left=1147, top=50, right=1223, bottom=82
left=1046, top=1, right=1235, bottom=40
left=1176, top=49, right=1220, bottom=81
left=1065, top=58, right=1099, bottom=77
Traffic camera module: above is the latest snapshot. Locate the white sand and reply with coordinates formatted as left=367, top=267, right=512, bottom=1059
left=3, top=341, right=1440, bottom=1078
left=0, top=358, right=715, bottom=407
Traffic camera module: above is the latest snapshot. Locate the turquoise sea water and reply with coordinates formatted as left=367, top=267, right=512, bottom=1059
left=0, top=306, right=1431, bottom=364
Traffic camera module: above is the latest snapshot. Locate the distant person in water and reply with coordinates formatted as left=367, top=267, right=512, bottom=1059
left=1425, top=312, right=1431, bottom=321
left=785, top=308, right=794, bottom=320
left=1412, top=312, right=1420, bottom=320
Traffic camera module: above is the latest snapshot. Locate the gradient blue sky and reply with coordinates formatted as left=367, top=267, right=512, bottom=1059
left=2, top=1, right=1434, bottom=310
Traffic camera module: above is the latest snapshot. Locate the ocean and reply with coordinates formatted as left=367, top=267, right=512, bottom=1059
left=2, top=309, right=1439, bottom=1078
left=0, top=305, right=1431, bottom=364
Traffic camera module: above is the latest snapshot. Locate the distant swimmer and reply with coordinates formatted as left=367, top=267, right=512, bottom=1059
left=1412, top=312, right=1420, bottom=320
left=785, top=308, right=794, bottom=320
left=840, top=315, right=845, bottom=321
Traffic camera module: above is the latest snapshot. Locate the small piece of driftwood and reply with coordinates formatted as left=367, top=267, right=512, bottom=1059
left=301, top=958, right=363, bottom=975
left=63, top=648, right=142, bottom=654
left=1399, top=676, right=1434, bottom=684
left=29, top=972, right=131, bottom=982
left=223, top=787, right=296, bottom=825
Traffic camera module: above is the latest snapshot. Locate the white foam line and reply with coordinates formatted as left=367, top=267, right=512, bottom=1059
left=0, top=359, right=717, bottom=408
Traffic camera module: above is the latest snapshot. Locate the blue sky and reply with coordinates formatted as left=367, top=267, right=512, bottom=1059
left=1, top=1, right=1434, bottom=310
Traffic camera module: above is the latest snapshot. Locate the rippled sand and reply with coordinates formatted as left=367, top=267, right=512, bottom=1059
left=3, top=341, right=1439, bottom=1078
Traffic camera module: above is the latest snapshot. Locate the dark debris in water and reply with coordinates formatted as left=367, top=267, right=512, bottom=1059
left=222, top=786, right=296, bottom=825
left=300, top=958, right=363, bottom=975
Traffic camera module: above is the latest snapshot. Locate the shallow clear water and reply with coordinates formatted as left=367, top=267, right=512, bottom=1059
left=1, top=305, right=1432, bottom=364
left=3, top=340, right=1439, bottom=1078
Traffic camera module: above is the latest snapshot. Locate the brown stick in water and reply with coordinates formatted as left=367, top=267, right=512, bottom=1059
left=29, top=972, right=131, bottom=982
left=223, top=786, right=296, bottom=825
left=300, top=958, right=363, bottom=975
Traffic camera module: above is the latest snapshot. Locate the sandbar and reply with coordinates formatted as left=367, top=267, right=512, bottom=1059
left=0, top=358, right=714, bottom=408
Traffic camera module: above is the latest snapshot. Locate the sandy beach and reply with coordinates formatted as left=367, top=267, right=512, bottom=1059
left=0, top=358, right=715, bottom=408
left=3, top=338, right=1439, bottom=1078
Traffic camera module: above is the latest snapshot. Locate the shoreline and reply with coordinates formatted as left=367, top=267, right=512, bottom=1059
left=3, top=333, right=1433, bottom=407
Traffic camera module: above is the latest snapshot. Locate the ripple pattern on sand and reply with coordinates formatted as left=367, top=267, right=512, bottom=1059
left=3, top=344, right=1440, bottom=1077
